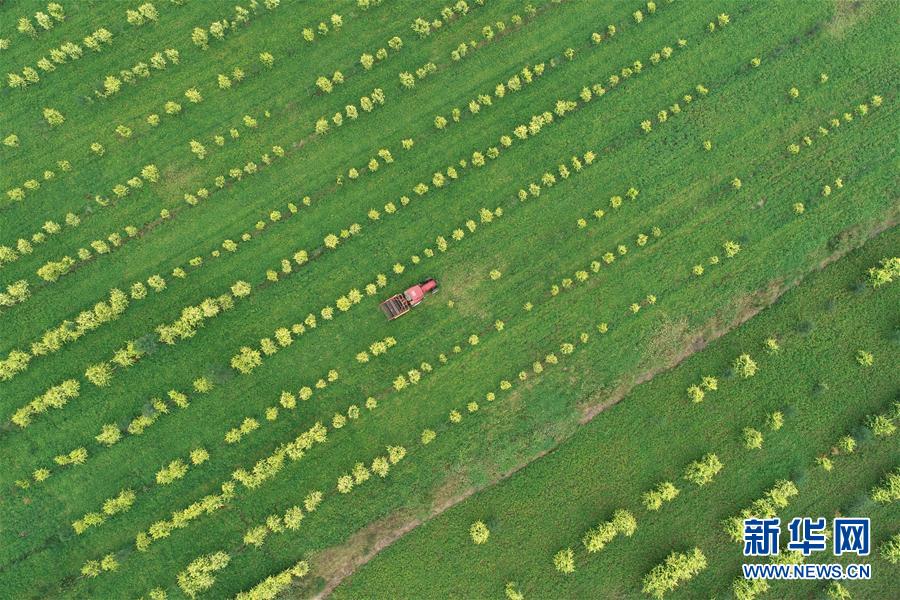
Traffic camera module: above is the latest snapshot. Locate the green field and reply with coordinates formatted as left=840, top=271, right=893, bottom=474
left=333, top=226, right=900, bottom=600
left=0, top=0, right=897, bottom=598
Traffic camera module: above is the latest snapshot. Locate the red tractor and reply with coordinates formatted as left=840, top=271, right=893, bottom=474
left=380, top=278, right=438, bottom=320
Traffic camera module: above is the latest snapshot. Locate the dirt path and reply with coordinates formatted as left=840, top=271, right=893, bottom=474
left=301, top=218, right=897, bottom=600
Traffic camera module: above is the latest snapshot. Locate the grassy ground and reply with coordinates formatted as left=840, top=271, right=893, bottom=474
left=331, top=225, right=900, bottom=600
left=0, top=0, right=897, bottom=598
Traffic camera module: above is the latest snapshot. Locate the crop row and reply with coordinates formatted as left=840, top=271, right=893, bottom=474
left=154, top=283, right=659, bottom=598
left=8, top=17, right=725, bottom=474
left=1, top=2, right=359, bottom=216
left=786, top=95, right=884, bottom=156
left=18, top=94, right=599, bottom=403
left=93, top=47, right=183, bottom=99
left=7, top=87, right=385, bottom=301
left=0, top=0, right=665, bottom=285
left=4, top=3, right=68, bottom=51
left=434, top=0, right=675, bottom=132
left=7, top=279, right=248, bottom=429
left=0, top=136, right=413, bottom=384
left=6, top=27, right=112, bottom=91
left=64, top=146, right=656, bottom=588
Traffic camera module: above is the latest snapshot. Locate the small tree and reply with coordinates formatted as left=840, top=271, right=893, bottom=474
left=641, top=547, right=707, bottom=599
left=879, top=533, right=900, bottom=564
left=743, top=427, right=764, bottom=450
left=767, top=411, right=784, bottom=431
left=683, top=454, right=723, bottom=486
left=553, top=547, right=575, bottom=574
left=505, top=582, right=524, bottom=600
left=733, top=354, right=758, bottom=378
left=470, top=520, right=490, bottom=544
left=43, top=107, right=65, bottom=126
left=856, top=349, right=874, bottom=367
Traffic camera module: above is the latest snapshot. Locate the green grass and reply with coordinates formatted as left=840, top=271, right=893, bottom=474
left=331, top=225, right=900, bottom=600
left=0, top=0, right=897, bottom=598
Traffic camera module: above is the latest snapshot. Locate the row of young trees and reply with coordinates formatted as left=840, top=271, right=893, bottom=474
left=787, top=94, right=883, bottom=156
left=13, top=3, right=66, bottom=40
left=156, top=289, right=242, bottom=345
left=72, top=488, right=136, bottom=535
left=5, top=157, right=74, bottom=205
left=548, top=226, right=662, bottom=299
left=36, top=220, right=141, bottom=284
left=191, top=111, right=268, bottom=160
left=359, top=35, right=403, bottom=71
left=722, top=479, right=799, bottom=542
left=435, top=61, right=548, bottom=130
left=95, top=47, right=180, bottom=98
left=640, top=81, right=708, bottom=134
left=156, top=448, right=209, bottom=485
left=411, top=0, right=490, bottom=39
left=641, top=547, right=707, bottom=599
left=335, top=445, right=407, bottom=494
left=190, top=1, right=283, bottom=50
left=10, top=379, right=80, bottom=428
left=399, top=61, right=437, bottom=89
left=243, top=493, right=322, bottom=549
left=232, top=560, right=309, bottom=600
left=314, top=87, right=386, bottom=136
left=299, top=13, right=344, bottom=44
left=176, top=551, right=230, bottom=598
left=122, top=421, right=326, bottom=565
left=450, top=5, right=538, bottom=63
left=0, top=288, right=129, bottom=383
left=339, top=144, right=410, bottom=186
left=8, top=28, right=111, bottom=91
left=356, top=336, right=398, bottom=363
left=582, top=509, right=638, bottom=554
left=0, top=208, right=82, bottom=271
left=575, top=185, right=637, bottom=228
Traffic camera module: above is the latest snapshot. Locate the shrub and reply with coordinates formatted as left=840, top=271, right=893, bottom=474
left=683, top=454, right=723, bottom=486
left=733, top=353, right=758, bottom=378
left=870, top=468, right=899, bottom=503
left=743, top=427, right=764, bottom=450
left=867, top=413, right=896, bottom=438
left=469, top=520, right=490, bottom=544
left=641, top=548, right=707, bottom=599
left=553, top=547, right=575, bottom=574
left=642, top=481, right=679, bottom=511
left=177, top=552, right=230, bottom=598
left=879, top=533, right=900, bottom=564
left=856, top=349, right=874, bottom=367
